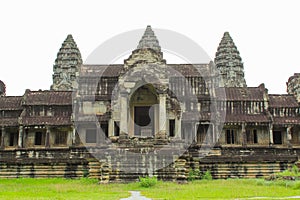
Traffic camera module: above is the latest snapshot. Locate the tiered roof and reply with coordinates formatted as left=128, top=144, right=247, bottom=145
left=137, top=25, right=161, bottom=52
left=215, top=32, right=247, bottom=87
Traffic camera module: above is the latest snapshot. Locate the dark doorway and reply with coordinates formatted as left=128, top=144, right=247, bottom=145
left=273, top=131, right=282, bottom=144
left=114, top=121, right=120, bottom=136
left=9, top=133, right=15, bottom=146
left=100, top=122, right=108, bottom=138
left=35, top=132, right=45, bottom=145
left=197, top=124, right=209, bottom=144
left=134, top=106, right=154, bottom=136
left=169, top=119, right=175, bottom=137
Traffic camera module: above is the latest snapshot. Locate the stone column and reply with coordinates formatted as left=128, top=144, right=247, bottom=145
left=108, top=119, right=114, bottom=137
left=1, top=127, right=5, bottom=149
left=119, top=91, right=128, bottom=139
left=175, top=117, right=182, bottom=139
left=18, top=126, right=23, bottom=148
left=211, top=123, right=215, bottom=144
left=45, top=126, right=50, bottom=148
left=242, top=122, right=246, bottom=147
left=158, top=93, right=167, bottom=139
left=72, top=126, right=76, bottom=146
left=269, top=124, right=273, bottom=145
left=287, top=126, right=292, bottom=147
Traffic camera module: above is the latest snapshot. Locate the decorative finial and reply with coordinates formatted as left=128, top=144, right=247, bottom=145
left=137, top=25, right=161, bottom=52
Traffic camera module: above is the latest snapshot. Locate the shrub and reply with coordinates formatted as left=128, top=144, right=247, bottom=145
left=268, top=165, right=300, bottom=181
left=203, top=170, right=213, bottom=180
left=83, top=169, right=89, bottom=178
left=188, top=169, right=201, bottom=181
left=139, top=176, right=158, bottom=188
left=292, top=165, right=299, bottom=175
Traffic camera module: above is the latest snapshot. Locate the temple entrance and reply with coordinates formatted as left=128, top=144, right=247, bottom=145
left=134, top=106, right=154, bottom=136
left=129, top=84, right=158, bottom=137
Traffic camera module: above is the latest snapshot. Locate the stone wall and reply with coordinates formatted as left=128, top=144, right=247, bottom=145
left=0, top=146, right=299, bottom=181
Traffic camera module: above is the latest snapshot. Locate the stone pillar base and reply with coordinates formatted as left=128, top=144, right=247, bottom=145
left=118, top=132, right=129, bottom=142
left=155, top=130, right=167, bottom=139
left=155, top=130, right=168, bottom=145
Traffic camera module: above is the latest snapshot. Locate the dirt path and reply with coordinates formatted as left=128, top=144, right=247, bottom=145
left=120, top=191, right=152, bottom=200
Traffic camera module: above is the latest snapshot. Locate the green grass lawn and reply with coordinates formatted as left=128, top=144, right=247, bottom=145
left=0, top=178, right=299, bottom=200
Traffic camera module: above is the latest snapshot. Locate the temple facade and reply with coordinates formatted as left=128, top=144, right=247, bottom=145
left=0, top=26, right=299, bottom=181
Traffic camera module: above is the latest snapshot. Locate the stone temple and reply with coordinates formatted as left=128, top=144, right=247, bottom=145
left=0, top=26, right=300, bottom=182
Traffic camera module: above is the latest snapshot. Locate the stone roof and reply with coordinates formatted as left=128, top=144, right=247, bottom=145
left=0, top=117, right=19, bottom=126
left=0, top=96, right=22, bottom=110
left=269, top=94, right=299, bottom=108
left=273, top=116, right=300, bottom=125
left=80, top=64, right=211, bottom=77
left=217, top=87, right=265, bottom=101
left=21, top=116, right=72, bottom=126
left=225, top=114, right=270, bottom=123
left=23, top=90, right=72, bottom=105
left=137, top=25, right=161, bottom=52
left=80, top=65, right=124, bottom=77
left=168, top=64, right=211, bottom=77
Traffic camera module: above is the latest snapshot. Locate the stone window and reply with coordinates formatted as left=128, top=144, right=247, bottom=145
left=54, top=131, right=68, bottom=145
left=8, top=132, right=17, bottom=146
left=169, top=119, right=175, bottom=137
left=246, top=129, right=258, bottom=144
left=226, top=129, right=236, bottom=144
left=86, top=129, right=96, bottom=143
left=34, top=106, right=44, bottom=116
left=201, top=101, right=210, bottom=112
left=35, top=132, right=45, bottom=145
left=46, top=107, right=53, bottom=117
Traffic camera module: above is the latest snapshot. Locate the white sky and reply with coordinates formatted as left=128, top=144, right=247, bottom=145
left=0, top=0, right=299, bottom=96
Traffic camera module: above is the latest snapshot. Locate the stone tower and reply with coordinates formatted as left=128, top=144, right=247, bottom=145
left=124, top=25, right=166, bottom=69
left=0, top=80, right=5, bottom=96
left=51, top=34, right=82, bottom=91
left=137, top=25, right=161, bottom=52
left=287, top=73, right=300, bottom=102
left=215, top=32, right=247, bottom=87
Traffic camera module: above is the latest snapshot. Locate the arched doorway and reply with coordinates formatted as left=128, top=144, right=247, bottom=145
left=129, top=84, right=158, bottom=137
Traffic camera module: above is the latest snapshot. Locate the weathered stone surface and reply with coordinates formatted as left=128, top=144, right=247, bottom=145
left=137, top=25, right=161, bottom=52
left=287, top=73, right=300, bottom=103
left=0, top=80, right=5, bottom=96
left=215, top=32, right=247, bottom=87
left=51, top=34, right=82, bottom=91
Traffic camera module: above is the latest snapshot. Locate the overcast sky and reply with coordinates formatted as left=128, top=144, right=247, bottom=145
left=0, top=0, right=299, bottom=96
